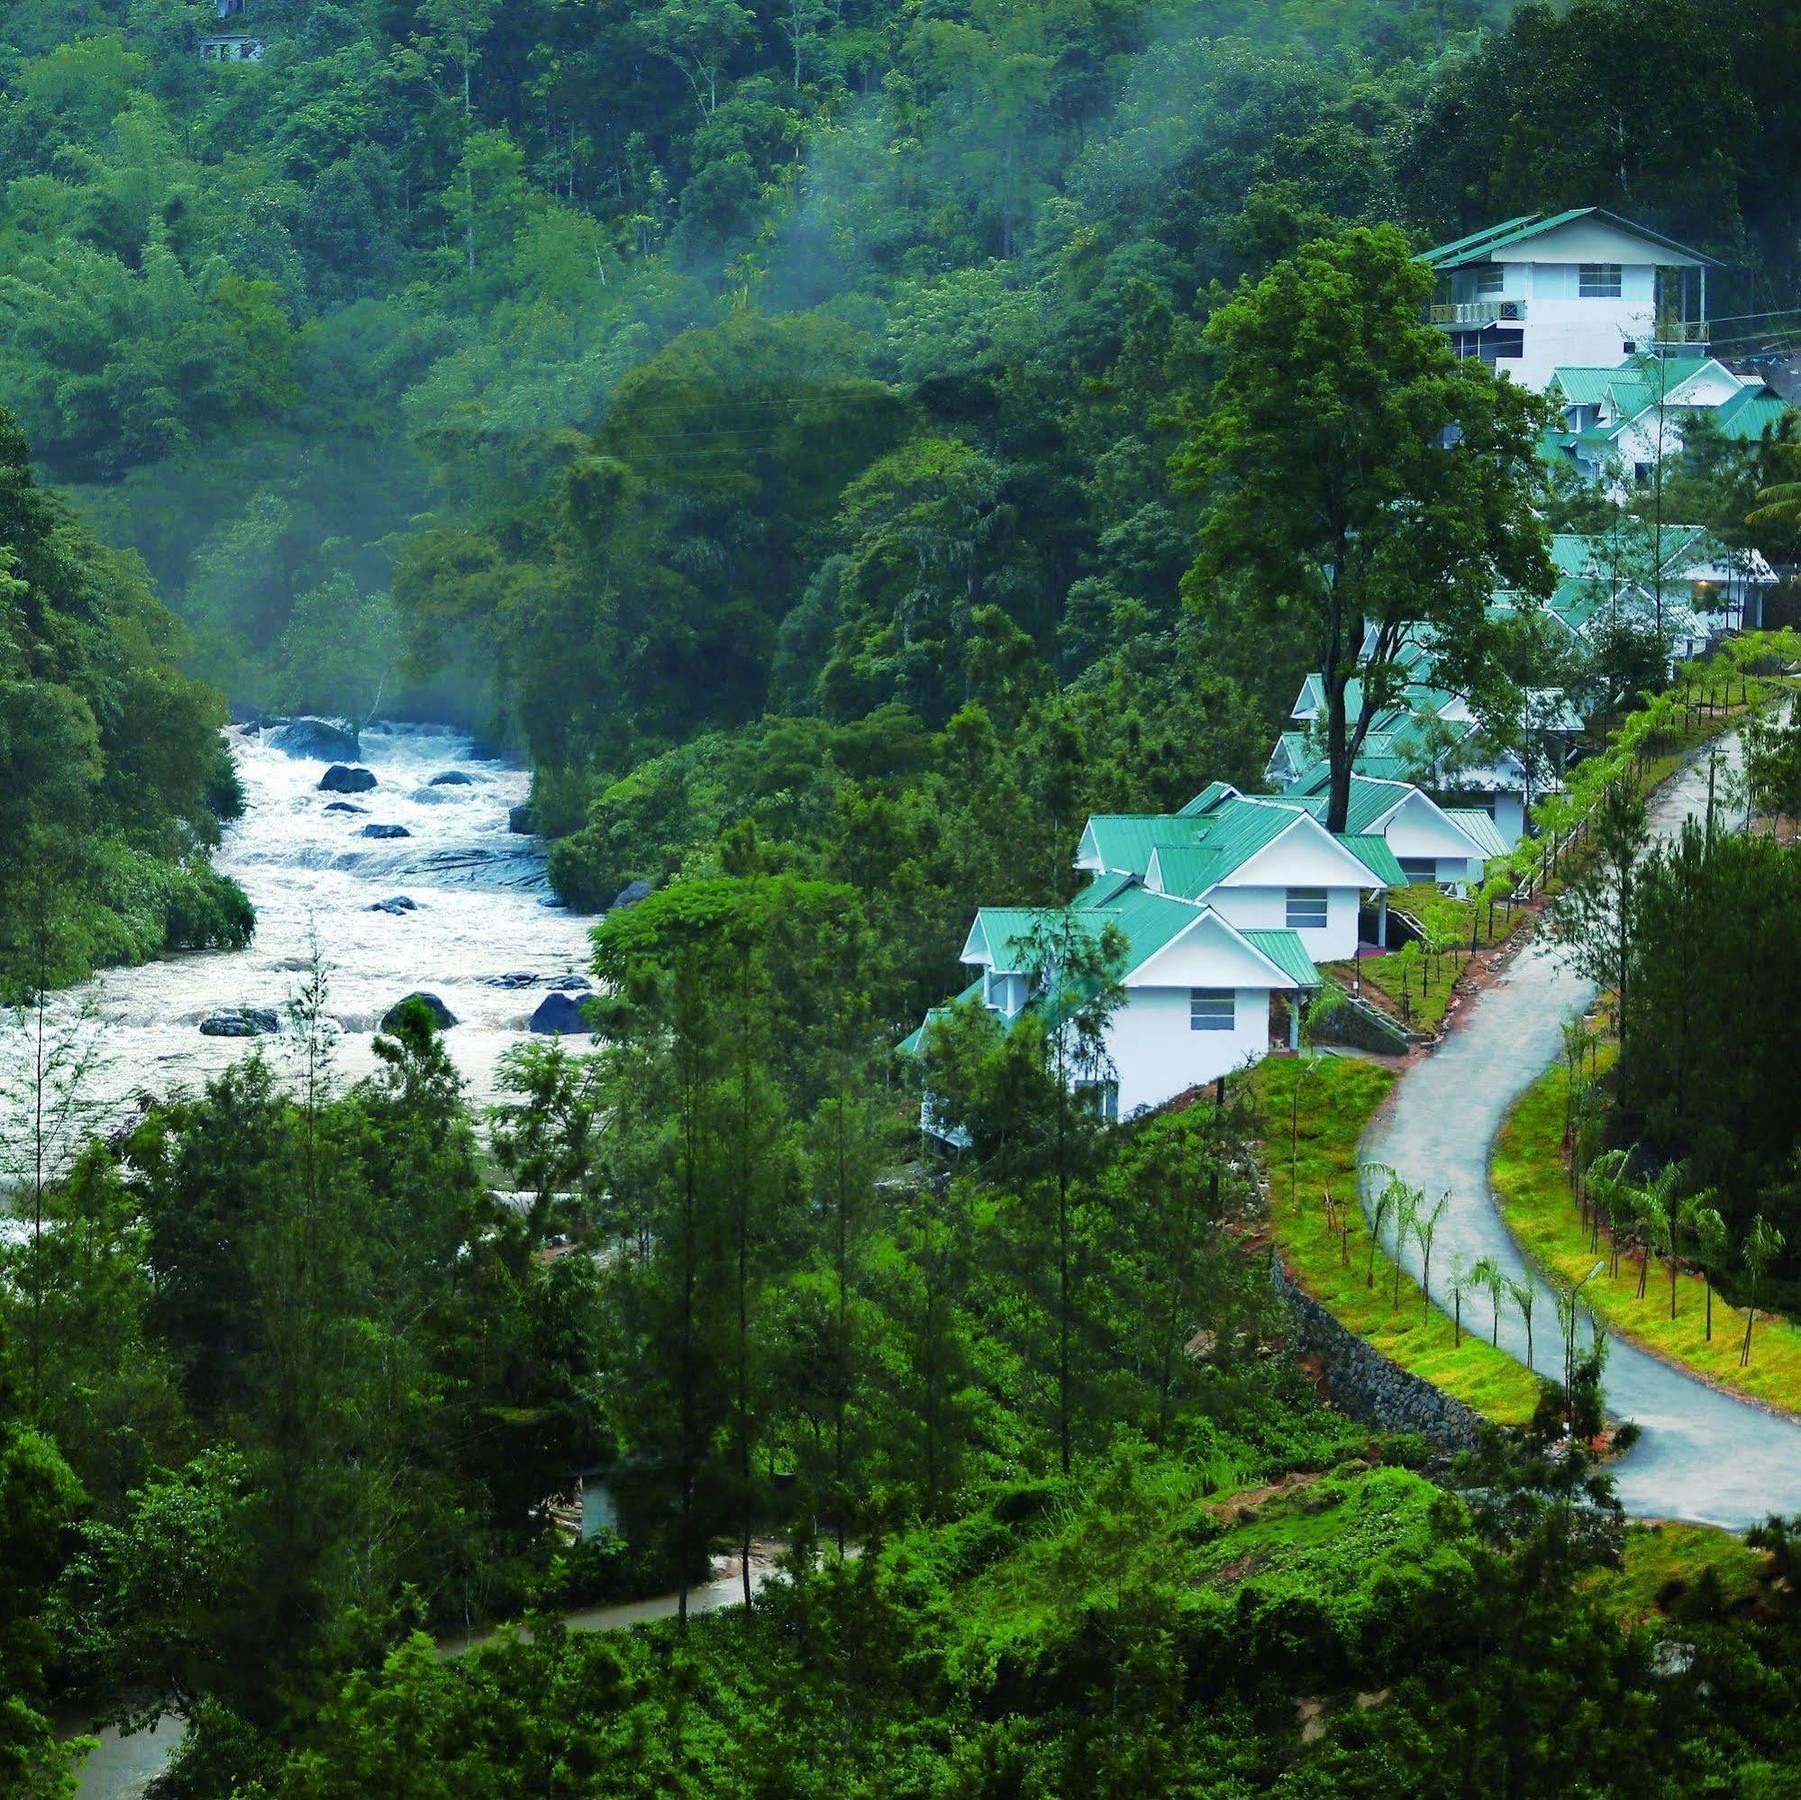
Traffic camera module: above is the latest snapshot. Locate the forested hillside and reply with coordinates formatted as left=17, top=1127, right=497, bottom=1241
left=10, top=1, right=1801, bottom=1795
left=14, top=0, right=1798, bottom=1014
left=0, top=407, right=248, bottom=987
left=3, top=0, right=1799, bottom=966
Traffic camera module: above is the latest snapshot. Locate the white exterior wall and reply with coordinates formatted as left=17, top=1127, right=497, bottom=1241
left=1511, top=262, right=1657, bottom=392
left=1380, top=793, right=1488, bottom=890
left=1106, top=986, right=1273, bottom=1117
left=1489, top=791, right=1526, bottom=846
left=1206, top=883, right=1360, bottom=962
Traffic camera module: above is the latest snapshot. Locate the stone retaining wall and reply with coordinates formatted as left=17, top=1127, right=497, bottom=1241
left=1310, top=989, right=1425, bottom=1056
left=1271, top=1256, right=1485, bottom=1451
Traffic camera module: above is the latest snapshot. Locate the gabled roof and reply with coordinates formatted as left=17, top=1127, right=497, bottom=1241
left=1711, top=386, right=1793, bottom=443
left=1240, top=929, right=1321, bottom=990
left=1076, top=802, right=1292, bottom=882
left=1074, top=815, right=1195, bottom=872
left=959, top=887, right=1309, bottom=1000
left=1270, top=772, right=1414, bottom=837
left=896, top=977, right=983, bottom=1057
left=1420, top=208, right=1720, bottom=270
left=1445, top=809, right=1512, bottom=861
left=1549, top=357, right=1719, bottom=413
left=1341, top=833, right=1407, bottom=888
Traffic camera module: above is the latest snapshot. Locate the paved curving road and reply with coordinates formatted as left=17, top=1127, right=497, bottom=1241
left=1362, top=732, right=1801, bottom=1528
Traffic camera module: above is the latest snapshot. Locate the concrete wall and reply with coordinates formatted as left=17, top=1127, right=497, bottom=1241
left=1110, top=985, right=1271, bottom=1116
left=1271, top=1257, right=1485, bottom=1451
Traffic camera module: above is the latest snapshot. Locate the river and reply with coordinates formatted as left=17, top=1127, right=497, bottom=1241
left=4, top=721, right=598, bottom=1155
left=31, top=719, right=603, bottom=1798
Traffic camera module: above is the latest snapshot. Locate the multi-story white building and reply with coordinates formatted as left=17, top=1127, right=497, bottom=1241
left=1420, top=208, right=1718, bottom=394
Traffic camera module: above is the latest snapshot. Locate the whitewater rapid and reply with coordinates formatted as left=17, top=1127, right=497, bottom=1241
left=5, top=722, right=598, bottom=1148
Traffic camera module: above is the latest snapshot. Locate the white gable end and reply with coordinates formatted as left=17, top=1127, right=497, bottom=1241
left=1222, top=815, right=1381, bottom=893
left=1126, top=911, right=1296, bottom=992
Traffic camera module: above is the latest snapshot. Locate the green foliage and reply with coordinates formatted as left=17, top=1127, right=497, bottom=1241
left=0, top=405, right=246, bottom=990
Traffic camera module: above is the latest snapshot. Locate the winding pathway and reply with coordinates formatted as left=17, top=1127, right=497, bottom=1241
left=1362, top=731, right=1801, bottom=1528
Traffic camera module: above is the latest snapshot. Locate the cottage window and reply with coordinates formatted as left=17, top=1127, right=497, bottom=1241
left=1473, top=265, right=1503, bottom=296
left=1190, top=989, right=1234, bottom=1032
left=1285, top=888, right=1328, bottom=930
left=1077, top=1080, right=1119, bottom=1122
left=1579, top=263, right=1622, bottom=298
left=1399, top=857, right=1438, bottom=882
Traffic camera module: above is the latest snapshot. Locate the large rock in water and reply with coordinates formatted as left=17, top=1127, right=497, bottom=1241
left=507, top=804, right=534, bottom=836
left=360, top=823, right=411, bottom=840
left=369, top=895, right=417, bottom=915
left=529, top=991, right=593, bottom=1036
left=200, top=1007, right=281, bottom=1038
left=323, top=801, right=365, bottom=815
left=429, top=770, right=475, bottom=787
left=382, top=992, right=457, bottom=1032
left=319, top=764, right=377, bottom=794
left=269, top=717, right=360, bottom=761
left=609, top=878, right=653, bottom=912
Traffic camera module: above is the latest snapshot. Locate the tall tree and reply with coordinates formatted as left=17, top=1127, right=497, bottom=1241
left=1177, top=225, right=1553, bottom=832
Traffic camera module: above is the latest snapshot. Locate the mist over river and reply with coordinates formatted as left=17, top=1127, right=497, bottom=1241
left=4, top=722, right=597, bottom=1152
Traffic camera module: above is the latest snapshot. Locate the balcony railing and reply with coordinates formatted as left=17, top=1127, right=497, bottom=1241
left=1651, top=316, right=1710, bottom=344
left=1428, top=299, right=1526, bottom=326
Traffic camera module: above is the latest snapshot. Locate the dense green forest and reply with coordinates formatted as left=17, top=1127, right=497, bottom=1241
left=0, top=406, right=248, bottom=987
left=8, top=0, right=1801, bottom=1792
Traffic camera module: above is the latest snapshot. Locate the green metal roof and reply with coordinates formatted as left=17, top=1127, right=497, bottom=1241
left=1146, top=844, right=1238, bottom=900
left=896, top=977, right=984, bottom=1057
left=1176, top=780, right=1238, bottom=819
left=1420, top=210, right=1580, bottom=269
left=1079, top=799, right=1295, bottom=888
left=1712, top=388, right=1793, bottom=442
left=1281, top=772, right=1411, bottom=836
left=1550, top=534, right=1597, bottom=577
left=1420, top=208, right=1719, bottom=270
left=1444, top=809, right=1511, bottom=861
left=1241, top=929, right=1322, bottom=990
left=973, top=888, right=1212, bottom=982
left=1340, top=833, right=1406, bottom=887
left=1078, top=814, right=1209, bottom=873
left=1072, top=870, right=1138, bottom=910
left=1549, top=357, right=1714, bottom=414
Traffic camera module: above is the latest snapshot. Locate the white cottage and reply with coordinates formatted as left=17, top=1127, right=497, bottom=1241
left=902, top=878, right=1321, bottom=1125
left=1420, top=209, right=1719, bottom=394
left=1072, top=792, right=1393, bottom=963
left=1543, top=355, right=1793, bottom=492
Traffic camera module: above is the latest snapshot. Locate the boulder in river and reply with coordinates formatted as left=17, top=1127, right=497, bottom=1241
left=382, top=992, right=457, bottom=1032
left=360, top=823, right=411, bottom=840
left=485, top=971, right=540, bottom=990
left=545, top=975, right=593, bottom=992
left=507, top=804, right=534, bottom=836
left=323, top=801, right=366, bottom=814
left=269, top=717, right=360, bottom=761
left=200, top=1007, right=281, bottom=1038
left=529, top=991, right=594, bottom=1036
left=369, top=895, right=418, bottom=915
left=609, top=878, right=653, bottom=912
left=430, top=770, right=475, bottom=787
left=319, top=764, right=377, bottom=794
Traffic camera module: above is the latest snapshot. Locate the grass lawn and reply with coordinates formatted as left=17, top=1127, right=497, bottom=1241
left=1493, top=1063, right=1801, bottom=1417
left=1347, top=885, right=1533, bottom=1036
left=1248, top=1057, right=1543, bottom=1429
left=1350, top=941, right=1468, bottom=1035
left=1590, top=1521, right=1769, bottom=1627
